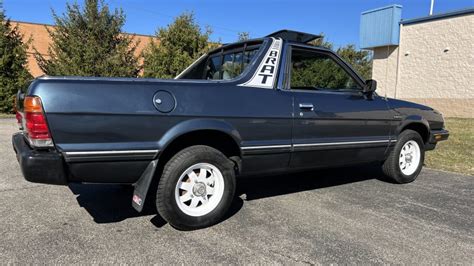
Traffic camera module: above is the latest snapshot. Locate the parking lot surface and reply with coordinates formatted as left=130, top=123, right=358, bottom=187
left=0, top=119, right=473, bottom=264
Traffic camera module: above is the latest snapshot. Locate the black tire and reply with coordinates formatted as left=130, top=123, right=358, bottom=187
left=382, top=129, right=425, bottom=184
left=156, top=145, right=236, bottom=230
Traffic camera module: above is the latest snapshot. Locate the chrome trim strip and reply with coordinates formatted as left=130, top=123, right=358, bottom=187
left=64, top=140, right=394, bottom=157
left=241, top=139, right=396, bottom=151
left=65, top=150, right=159, bottom=156
left=293, top=139, right=394, bottom=148
left=241, top=144, right=291, bottom=150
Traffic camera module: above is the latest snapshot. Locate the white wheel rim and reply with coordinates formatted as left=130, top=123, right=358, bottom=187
left=174, top=163, right=225, bottom=217
left=399, top=140, right=421, bottom=176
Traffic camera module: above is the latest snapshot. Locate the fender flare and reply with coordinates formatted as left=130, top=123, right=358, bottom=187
left=396, top=115, right=431, bottom=140
left=156, top=118, right=243, bottom=158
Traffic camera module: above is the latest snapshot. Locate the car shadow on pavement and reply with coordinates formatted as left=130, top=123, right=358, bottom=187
left=236, top=163, right=387, bottom=201
left=68, top=183, right=162, bottom=224
left=68, top=182, right=243, bottom=228
left=69, top=163, right=386, bottom=228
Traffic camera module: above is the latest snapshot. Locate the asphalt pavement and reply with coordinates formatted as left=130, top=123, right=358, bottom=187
left=0, top=118, right=472, bottom=264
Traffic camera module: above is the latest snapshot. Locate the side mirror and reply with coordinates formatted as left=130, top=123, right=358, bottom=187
left=364, top=79, right=377, bottom=94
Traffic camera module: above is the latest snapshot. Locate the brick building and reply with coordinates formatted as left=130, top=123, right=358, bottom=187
left=13, top=20, right=156, bottom=77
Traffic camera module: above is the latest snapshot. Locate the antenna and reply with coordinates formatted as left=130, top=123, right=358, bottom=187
left=430, top=0, right=435, bottom=15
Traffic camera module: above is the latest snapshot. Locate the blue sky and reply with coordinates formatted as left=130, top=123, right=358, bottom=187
left=3, top=0, right=474, bottom=48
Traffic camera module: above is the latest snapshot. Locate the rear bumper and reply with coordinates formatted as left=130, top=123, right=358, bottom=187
left=12, top=133, right=68, bottom=185
left=425, top=129, right=449, bottom=151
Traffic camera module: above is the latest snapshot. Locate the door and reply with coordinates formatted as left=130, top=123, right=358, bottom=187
left=287, top=46, right=393, bottom=169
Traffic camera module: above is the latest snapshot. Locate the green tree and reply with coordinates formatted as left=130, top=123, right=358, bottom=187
left=0, top=12, right=33, bottom=113
left=336, top=44, right=372, bottom=80
left=35, top=0, right=140, bottom=77
left=143, top=12, right=218, bottom=79
left=301, top=34, right=372, bottom=84
left=308, top=33, right=333, bottom=49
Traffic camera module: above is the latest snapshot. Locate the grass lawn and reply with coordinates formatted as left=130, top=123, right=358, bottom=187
left=425, top=118, right=473, bottom=176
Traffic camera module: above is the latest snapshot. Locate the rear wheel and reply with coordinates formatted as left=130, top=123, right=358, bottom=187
left=383, top=129, right=425, bottom=183
left=156, top=145, right=236, bottom=230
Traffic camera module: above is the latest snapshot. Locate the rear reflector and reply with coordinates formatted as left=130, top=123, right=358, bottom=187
left=23, top=96, right=53, bottom=148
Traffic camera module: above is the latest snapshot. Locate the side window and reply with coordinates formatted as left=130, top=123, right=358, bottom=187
left=290, top=49, right=360, bottom=91
left=222, top=53, right=243, bottom=80
left=243, top=49, right=258, bottom=68
left=206, top=56, right=223, bottom=80
left=205, top=47, right=260, bottom=80
left=178, top=41, right=263, bottom=80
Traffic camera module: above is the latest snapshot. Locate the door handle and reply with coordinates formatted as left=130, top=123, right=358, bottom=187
left=299, top=103, right=314, bottom=111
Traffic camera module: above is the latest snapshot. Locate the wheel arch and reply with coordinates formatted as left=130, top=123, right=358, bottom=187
left=131, top=119, right=242, bottom=212
left=397, top=116, right=430, bottom=144
left=156, top=119, right=242, bottom=171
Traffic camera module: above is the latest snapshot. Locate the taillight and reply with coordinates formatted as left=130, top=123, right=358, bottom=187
left=23, top=96, right=53, bottom=148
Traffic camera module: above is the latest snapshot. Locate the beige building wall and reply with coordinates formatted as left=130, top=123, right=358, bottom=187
left=372, top=45, right=399, bottom=98
left=14, top=21, right=156, bottom=77
left=372, top=13, right=474, bottom=118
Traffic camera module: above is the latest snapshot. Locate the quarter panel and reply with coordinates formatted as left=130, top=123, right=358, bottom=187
left=31, top=78, right=293, bottom=177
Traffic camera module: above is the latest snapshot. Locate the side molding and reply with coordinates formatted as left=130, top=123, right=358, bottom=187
left=64, top=150, right=158, bottom=163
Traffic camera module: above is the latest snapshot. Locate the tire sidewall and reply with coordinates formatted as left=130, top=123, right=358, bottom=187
left=392, top=130, right=425, bottom=183
left=157, top=146, right=236, bottom=230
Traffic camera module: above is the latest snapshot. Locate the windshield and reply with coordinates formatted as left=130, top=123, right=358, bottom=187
left=176, top=40, right=263, bottom=80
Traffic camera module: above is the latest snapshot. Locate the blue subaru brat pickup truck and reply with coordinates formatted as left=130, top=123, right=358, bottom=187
left=13, top=30, right=449, bottom=229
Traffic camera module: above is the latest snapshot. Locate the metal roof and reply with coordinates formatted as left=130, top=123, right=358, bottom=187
left=361, top=4, right=403, bottom=15
left=401, top=7, right=474, bottom=25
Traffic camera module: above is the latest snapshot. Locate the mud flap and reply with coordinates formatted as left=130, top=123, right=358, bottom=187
left=132, top=159, right=158, bottom=212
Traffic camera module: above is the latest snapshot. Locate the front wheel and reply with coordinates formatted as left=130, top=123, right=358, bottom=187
left=382, top=129, right=425, bottom=184
left=156, top=145, right=236, bottom=230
